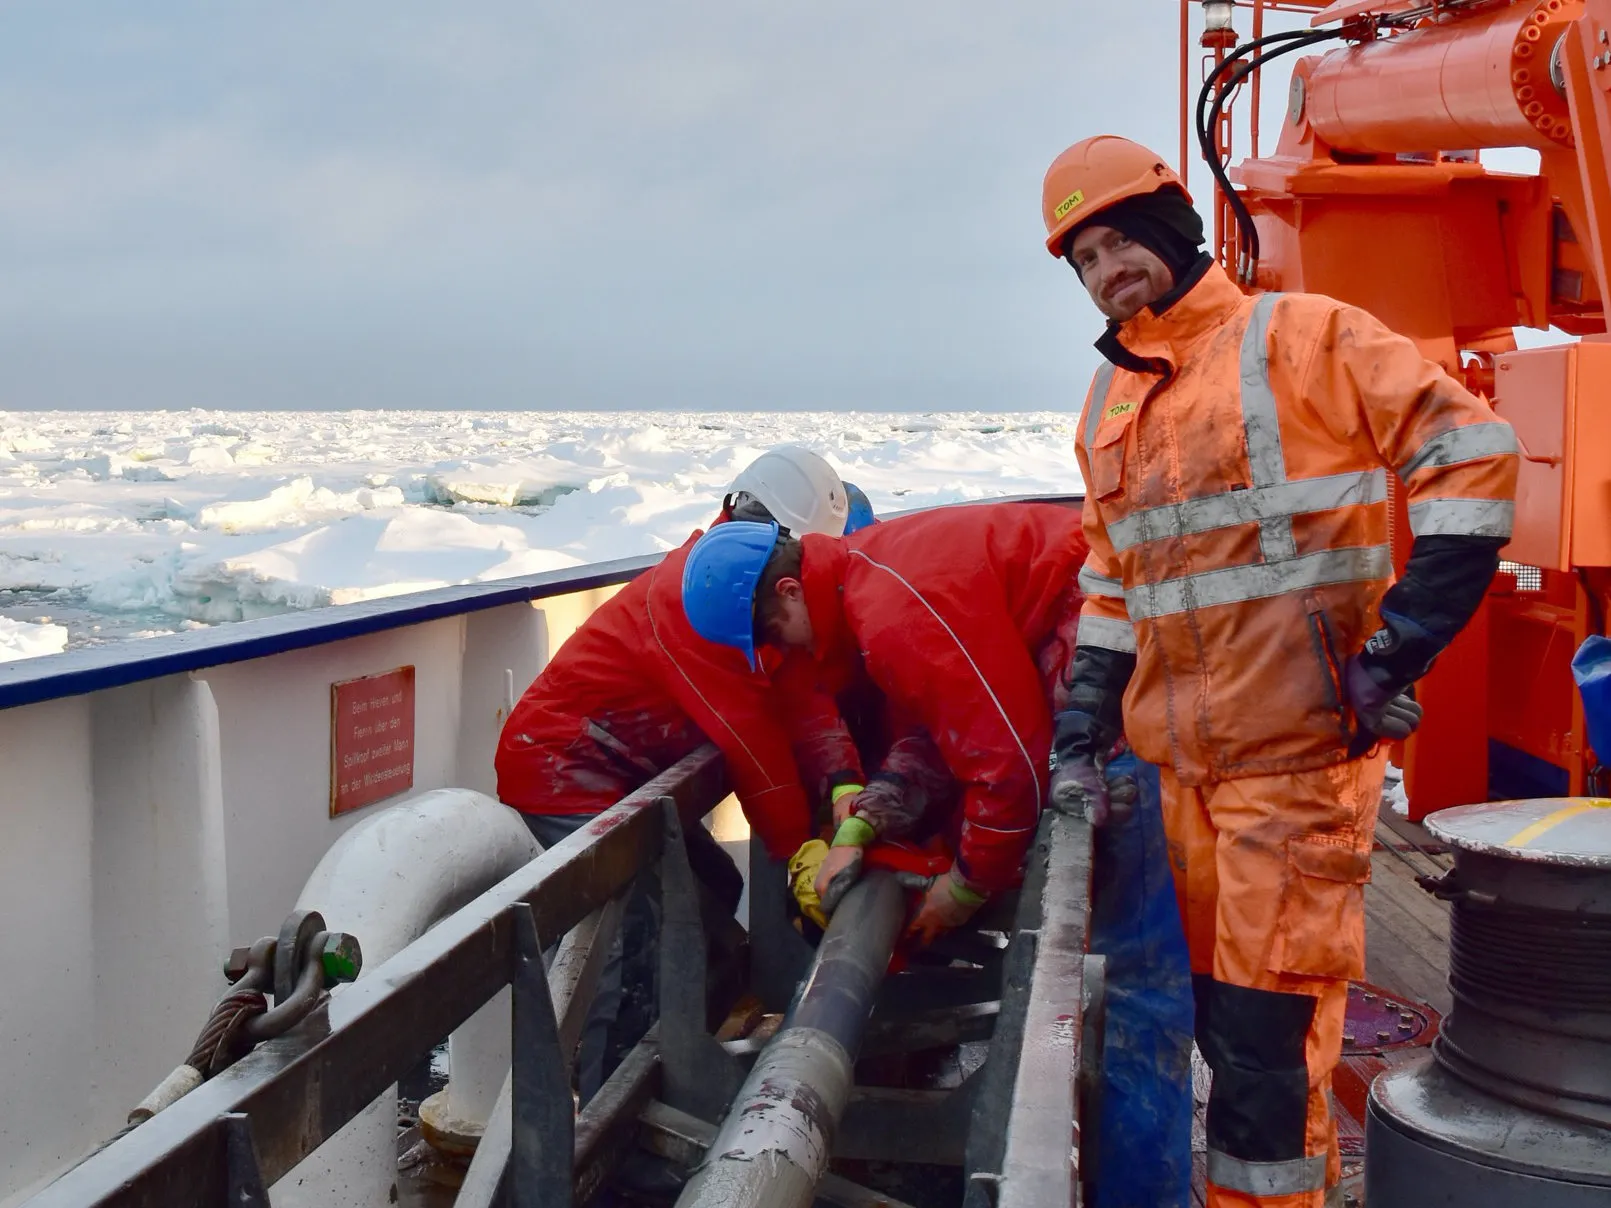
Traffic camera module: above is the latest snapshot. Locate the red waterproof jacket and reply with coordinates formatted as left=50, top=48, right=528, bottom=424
left=774, top=650, right=957, bottom=839
left=496, top=530, right=819, bottom=859
left=796, top=501, right=1090, bottom=892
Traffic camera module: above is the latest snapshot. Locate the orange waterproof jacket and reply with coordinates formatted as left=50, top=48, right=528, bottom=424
left=1074, top=263, right=1518, bottom=784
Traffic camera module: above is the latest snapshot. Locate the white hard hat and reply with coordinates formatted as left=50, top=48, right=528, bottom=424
left=727, top=445, right=849, bottom=537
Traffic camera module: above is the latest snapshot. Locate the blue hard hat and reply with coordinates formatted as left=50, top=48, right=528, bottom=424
left=681, top=521, right=780, bottom=669
left=843, top=481, right=877, bottom=534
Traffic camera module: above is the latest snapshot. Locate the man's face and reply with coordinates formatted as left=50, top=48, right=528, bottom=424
left=1067, top=225, right=1174, bottom=322
left=762, top=579, right=814, bottom=649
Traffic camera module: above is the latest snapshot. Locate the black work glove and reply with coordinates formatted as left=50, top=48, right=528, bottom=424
left=1344, top=655, right=1423, bottom=756
left=1048, top=751, right=1138, bottom=826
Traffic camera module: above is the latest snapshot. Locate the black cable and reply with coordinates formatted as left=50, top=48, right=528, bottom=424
left=1193, top=32, right=1314, bottom=282
left=1194, top=28, right=1345, bottom=284
left=1192, top=29, right=1319, bottom=195
left=1213, top=37, right=1337, bottom=281
left=1193, top=28, right=1320, bottom=146
left=1192, top=30, right=1321, bottom=210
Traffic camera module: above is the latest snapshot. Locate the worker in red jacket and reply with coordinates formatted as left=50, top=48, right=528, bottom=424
left=496, top=445, right=857, bottom=1101
left=497, top=445, right=854, bottom=859
left=498, top=447, right=955, bottom=1098
left=680, top=500, right=1104, bottom=941
left=771, top=483, right=956, bottom=848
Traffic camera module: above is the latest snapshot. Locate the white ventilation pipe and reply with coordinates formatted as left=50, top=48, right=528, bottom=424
left=272, top=788, right=540, bottom=1208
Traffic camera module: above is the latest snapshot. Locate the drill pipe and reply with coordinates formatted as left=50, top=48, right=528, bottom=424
left=674, top=869, right=906, bottom=1208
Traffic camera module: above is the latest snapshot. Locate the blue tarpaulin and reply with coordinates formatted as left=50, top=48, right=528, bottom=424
left=1090, top=751, right=1196, bottom=1207
left=1572, top=635, right=1611, bottom=768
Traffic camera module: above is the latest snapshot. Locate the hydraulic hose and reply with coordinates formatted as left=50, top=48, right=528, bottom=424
left=1196, top=28, right=1342, bottom=284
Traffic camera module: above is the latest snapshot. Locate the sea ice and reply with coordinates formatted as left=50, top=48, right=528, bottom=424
left=0, top=408, right=1084, bottom=653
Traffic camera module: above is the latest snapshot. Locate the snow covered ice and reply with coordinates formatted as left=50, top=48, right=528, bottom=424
left=0, top=614, right=68, bottom=664
left=0, top=409, right=1083, bottom=655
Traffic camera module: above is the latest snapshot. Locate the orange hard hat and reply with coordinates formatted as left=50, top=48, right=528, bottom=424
left=1041, top=135, right=1191, bottom=258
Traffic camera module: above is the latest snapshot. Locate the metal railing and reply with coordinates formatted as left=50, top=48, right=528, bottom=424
left=24, top=749, right=726, bottom=1207
left=23, top=741, right=1102, bottom=1207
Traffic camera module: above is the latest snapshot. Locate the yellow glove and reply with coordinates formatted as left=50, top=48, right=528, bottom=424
left=788, top=839, right=831, bottom=929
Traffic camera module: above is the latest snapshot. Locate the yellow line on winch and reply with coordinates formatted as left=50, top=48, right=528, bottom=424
left=1504, top=800, right=1611, bottom=849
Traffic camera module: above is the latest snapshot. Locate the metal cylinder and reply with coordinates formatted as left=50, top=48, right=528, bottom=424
left=674, top=870, right=906, bottom=1208
left=1303, top=0, right=1581, bottom=153
left=1364, top=797, right=1611, bottom=1204
left=1366, top=795, right=1611, bottom=1204
left=277, top=790, right=541, bottom=1208
left=1424, top=798, right=1611, bottom=1127
left=1365, top=1055, right=1611, bottom=1206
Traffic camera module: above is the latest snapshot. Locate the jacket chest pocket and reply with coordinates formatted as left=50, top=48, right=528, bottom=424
left=1087, top=419, right=1131, bottom=503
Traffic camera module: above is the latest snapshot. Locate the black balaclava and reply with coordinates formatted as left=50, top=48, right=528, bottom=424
left=1064, top=186, right=1205, bottom=283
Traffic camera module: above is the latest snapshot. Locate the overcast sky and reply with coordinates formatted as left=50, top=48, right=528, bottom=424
left=0, top=2, right=1224, bottom=411
left=24, top=2, right=1485, bottom=413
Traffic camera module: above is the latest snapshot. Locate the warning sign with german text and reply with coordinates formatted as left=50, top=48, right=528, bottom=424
left=331, top=666, right=416, bottom=816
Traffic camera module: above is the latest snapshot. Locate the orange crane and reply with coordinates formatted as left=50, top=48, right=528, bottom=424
left=1180, top=0, right=1611, bottom=819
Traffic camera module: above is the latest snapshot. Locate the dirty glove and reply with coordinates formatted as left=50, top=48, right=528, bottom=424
left=1049, top=755, right=1108, bottom=823
left=814, top=816, right=876, bottom=916
left=1049, top=754, right=1138, bottom=827
left=838, top=772, right=929, bottom=841
left=787, top=840, right=832, bottom=929
left=1344, top=654, right=1423, bottom=754
left=905, top=866, right=988, bottom=946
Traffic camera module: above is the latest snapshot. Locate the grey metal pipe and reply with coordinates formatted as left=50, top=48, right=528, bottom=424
left=674, top=869, right=906, bottom=1208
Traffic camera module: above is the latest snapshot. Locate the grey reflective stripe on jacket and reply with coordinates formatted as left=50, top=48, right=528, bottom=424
left=1106, top=469, right=1388, bottom=555
left=1407, top=497, right=1515, bottom=538
left=1083, top=361, right=1116, bottom=450
left=1077, top=565, right=1124, bottom=599
left=1075, top=615, right=1136, bottom=653
left=1125, top=546, right=1393, bottom=621
left=1081, top=293, right=1390, bottom=618
left=1397, top=420, right=1517, bottom=479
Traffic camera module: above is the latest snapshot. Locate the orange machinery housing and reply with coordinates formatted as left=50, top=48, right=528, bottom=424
left=1180, top=0, right=1611, bottom=817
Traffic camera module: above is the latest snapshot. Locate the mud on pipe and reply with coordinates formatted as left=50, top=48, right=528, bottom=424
left=674, top=869, right=907, bottom=1208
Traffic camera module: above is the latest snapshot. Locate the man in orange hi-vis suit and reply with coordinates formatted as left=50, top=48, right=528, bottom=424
left=1039, top=135, right=1518, bottom=1207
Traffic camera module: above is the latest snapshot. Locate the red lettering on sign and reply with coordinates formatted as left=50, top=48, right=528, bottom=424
left=331, top=666, right=416, bottom=816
